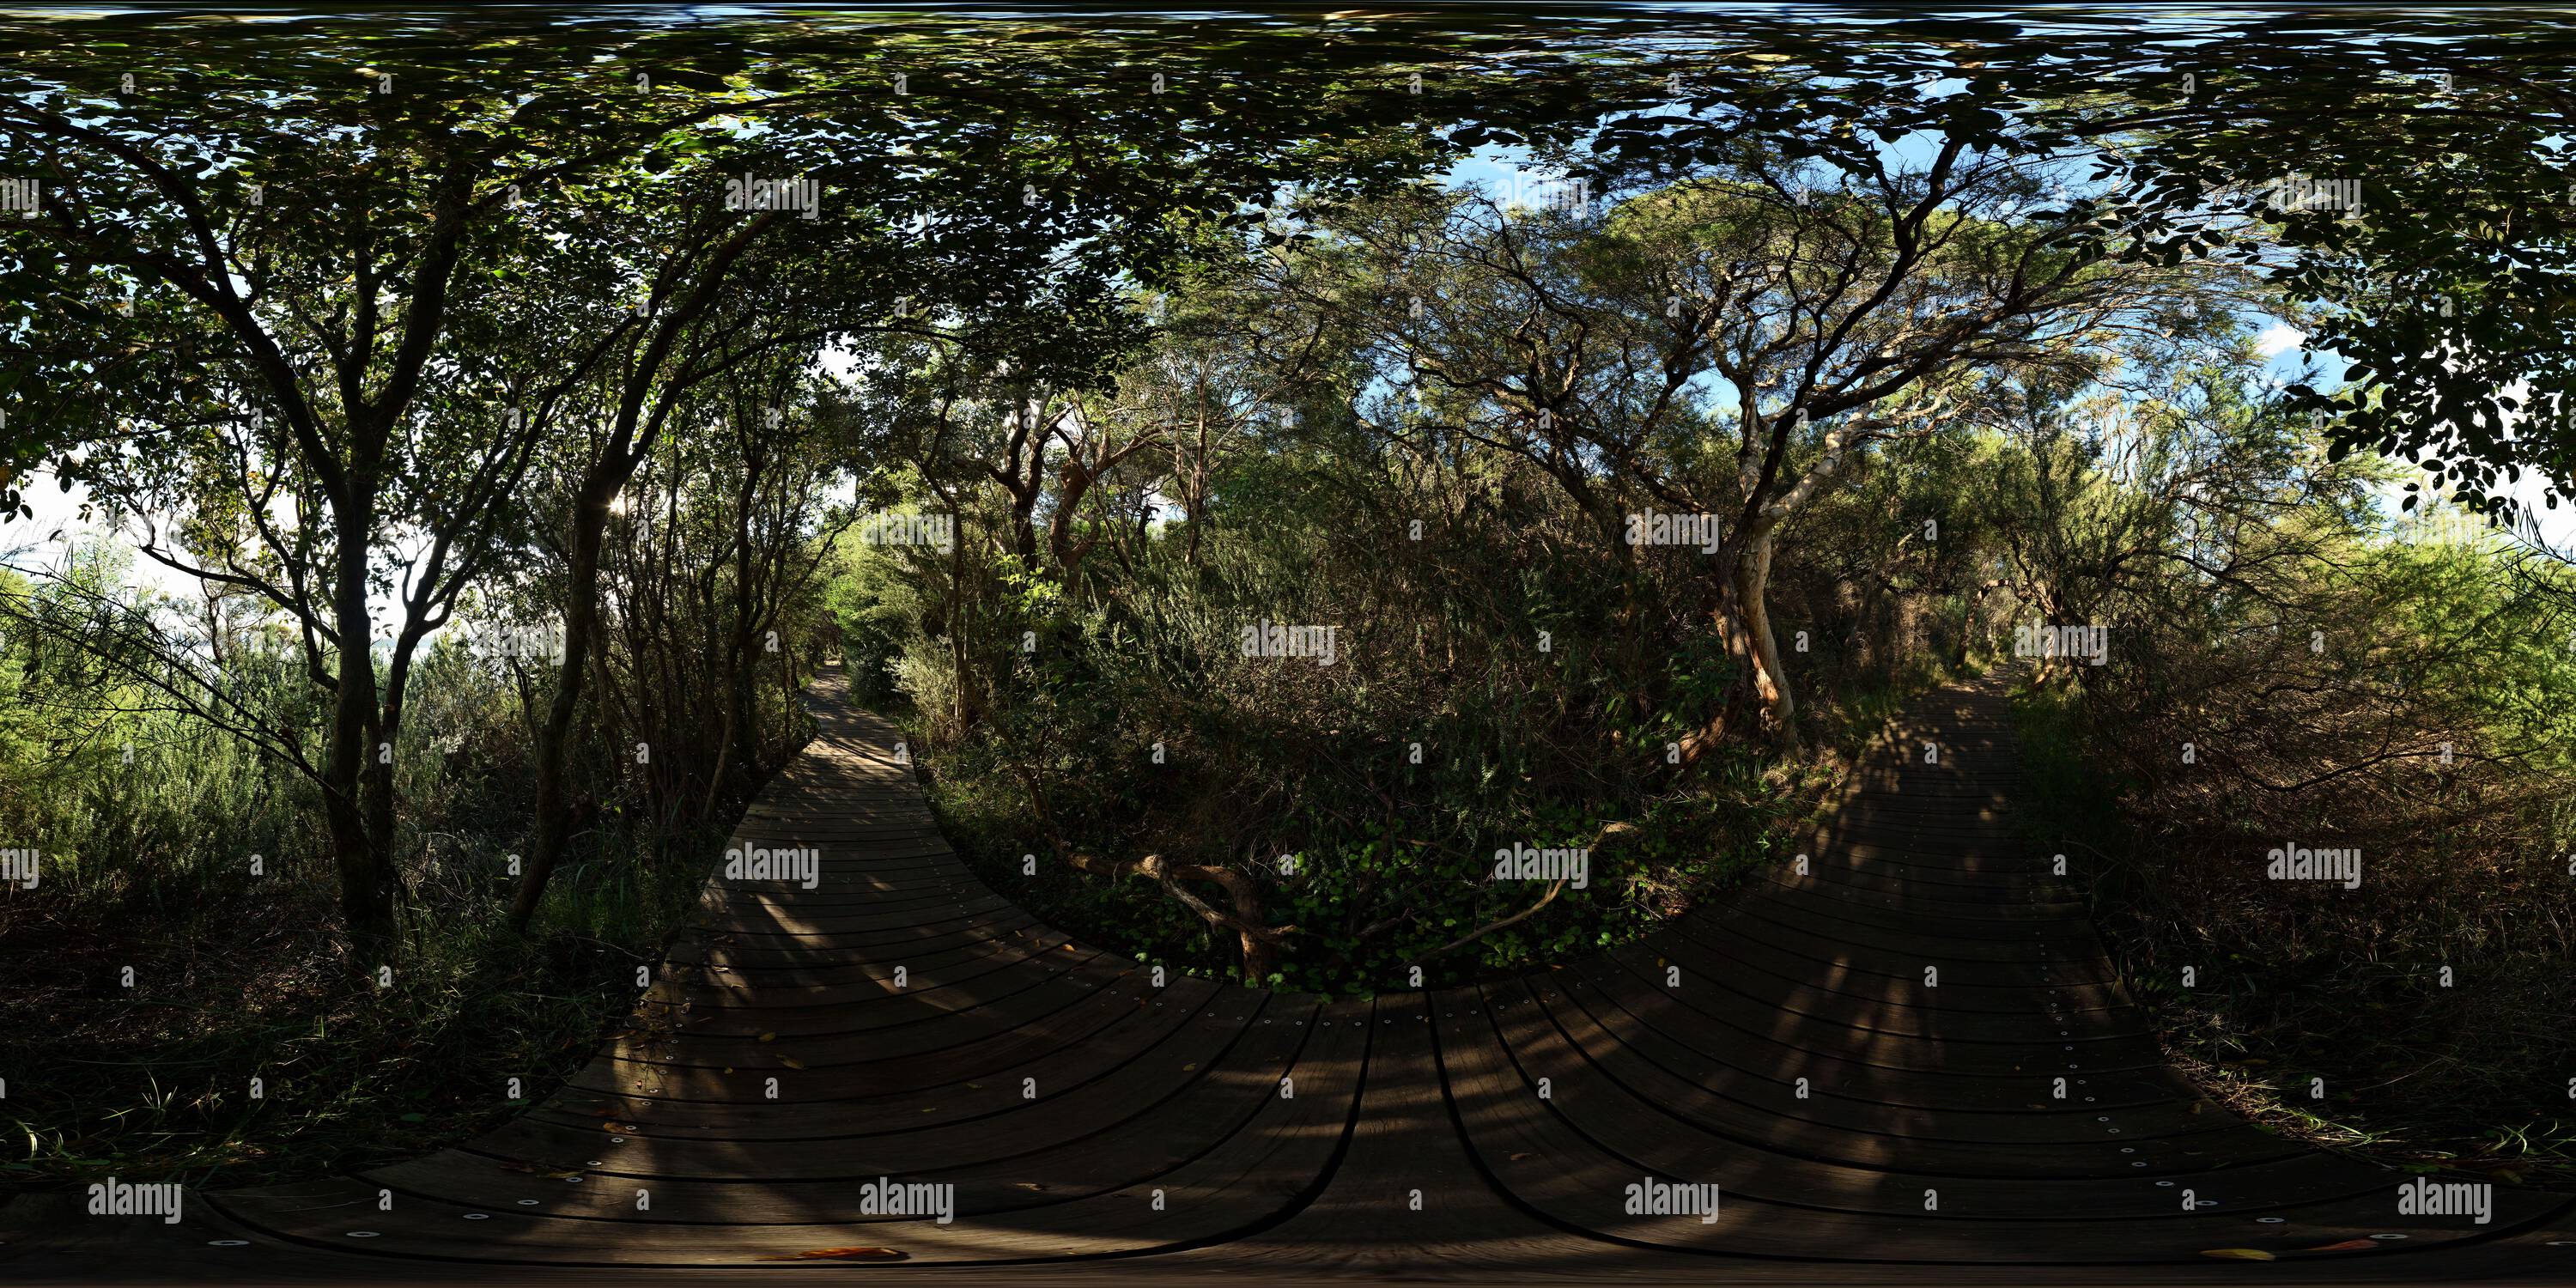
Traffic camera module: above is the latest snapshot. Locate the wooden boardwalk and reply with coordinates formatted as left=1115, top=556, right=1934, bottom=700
left=9, top=666, right=2573, bottom=1284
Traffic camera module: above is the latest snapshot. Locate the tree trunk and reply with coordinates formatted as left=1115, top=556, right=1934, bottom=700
left=509, top=483, right=611, bottom=932
left=1048, top=487, right=1093, bottom=587
left=325, top=525, right=397, bottom=967
left=700, top=699, right=738, bottom=823
left=1735, top=528, right=1795, bottom=731
left=1953, top=583, right=1982, bottom=671
left=1009, top=492, right=1042, bottom=563
left=777, top=635, right=800, bottom=736
left=1677, top=528, right=1795, bottom=762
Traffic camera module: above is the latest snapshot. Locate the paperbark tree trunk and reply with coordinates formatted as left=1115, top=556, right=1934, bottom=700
left=1734, top=526, right=1795, bottom=731
left=1676, top=528, right=1795, bottom=762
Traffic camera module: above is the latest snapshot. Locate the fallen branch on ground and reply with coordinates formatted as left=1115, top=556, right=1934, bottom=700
left=1426, top=878, right=1564, bottom=959
left=1055, top=843, right=1300, bottom=984
left=1423, top=819, right=1643, bottom=961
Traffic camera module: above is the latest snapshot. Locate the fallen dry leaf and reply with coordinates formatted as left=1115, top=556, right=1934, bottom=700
left=758, top=1032, right=776, bottom=1042
left=1509, top=1151, right=1537, bottom=1162
left=781, top=1056, right=805, bottom=1069
left=2200, top=1249, right=2275, bottom=1261
left=2299, top=1239, right=2379, bottom=1253
left=755, top=1247, right=908, bottom=1262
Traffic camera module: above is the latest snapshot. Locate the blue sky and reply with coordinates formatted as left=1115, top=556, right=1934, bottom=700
left=1446, top=128, right=2571, bottom=552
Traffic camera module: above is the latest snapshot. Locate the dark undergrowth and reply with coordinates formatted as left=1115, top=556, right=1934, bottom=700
left=902, top=649, right=1982, bottom=999
left=0, top=813, right=732, bottom=1200
left=2009, top=681, right=2576, bottom=1188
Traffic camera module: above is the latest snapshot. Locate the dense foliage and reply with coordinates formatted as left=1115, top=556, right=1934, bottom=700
left=2, top=3, right=2572, bottom=1194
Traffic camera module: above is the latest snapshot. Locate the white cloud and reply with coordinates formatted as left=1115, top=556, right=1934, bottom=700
left=2254, top=324, right=2306, bottom=358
